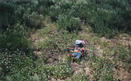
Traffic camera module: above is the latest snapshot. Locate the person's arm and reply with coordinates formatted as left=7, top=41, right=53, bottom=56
left=81, top=48, right=84, bottom=56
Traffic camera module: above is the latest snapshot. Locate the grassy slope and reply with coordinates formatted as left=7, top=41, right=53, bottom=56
left=30, top=18, right=131, bottom=81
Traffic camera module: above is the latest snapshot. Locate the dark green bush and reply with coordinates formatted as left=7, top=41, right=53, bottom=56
left=49, top=0, right=73, bottom=20
left=37, top=0, right=53, bottom=14
left=57, top=15, right=81, bottom=32
left=70, top=0, right=90, bottom=20
left=0, top=23, right=31, bottom=51
left=14, top=3, right=44, bottom=28
left=1, top=0, right=131, bottom=37
left=24, top=12, right=44, bottom=28
left=86, top=0, right=131, bottom=37
left=0, top=1, right=47, bottom=81
left=0, top=2, right=16, bottom=30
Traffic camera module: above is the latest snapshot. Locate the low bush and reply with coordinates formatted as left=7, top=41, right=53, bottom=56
left=37, top=0, right=53, bottom=14
left=86, top=0, right=131, bottom=38
left=49, top=0, right=73, bottom=20
left=0, top=23, right=31, bottom=51
left=57, top=15, right=81, bottom=32
left=70, top=0, right=89, bottom=20
left=0, top=2, right=16, bottom=30
left=24, top=12, right=44, bottom=28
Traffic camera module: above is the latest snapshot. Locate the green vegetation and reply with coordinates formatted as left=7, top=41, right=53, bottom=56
left=70, top=73, right=89, bottom=81
left=44, top=63, right=73, bottom=79
left=57, top=15, right=81, bottom=32
left=88, top=55, right=115, bottom=81
left=0, top=0, right=131, bottom=81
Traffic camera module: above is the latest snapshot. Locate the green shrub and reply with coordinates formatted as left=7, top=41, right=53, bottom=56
left=24, top=12, right=44, bottom=28
left=0, top=2, right=16, bottom=30
left=0, top=23, right=31, bottom=51
left=93, top=23, right=118, bottom=38
left=14, top=2, right=44, bottom=29
left=70, top=0, right=89, bottom=20
left=42, top=39, right=58, bottom=50
left=37, top=0, right=53, bottom=14
left=86, top=0, right=131, bottom=37
left=49, top=0, right=73, bottom=20
left=57, top=15, right=81, bottom=32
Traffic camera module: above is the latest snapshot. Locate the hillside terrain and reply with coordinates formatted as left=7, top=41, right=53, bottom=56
left=30, top=19, right=131, bottom=81
left=0, top=0, right=131, bottom=81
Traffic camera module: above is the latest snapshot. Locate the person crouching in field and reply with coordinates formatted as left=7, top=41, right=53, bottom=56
left=69, top=40, right=86, bottom=59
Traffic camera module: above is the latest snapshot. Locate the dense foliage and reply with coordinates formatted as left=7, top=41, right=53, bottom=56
left=57, top=15, right=81, bottom=32
left=1, top=0, right=131, bottom=35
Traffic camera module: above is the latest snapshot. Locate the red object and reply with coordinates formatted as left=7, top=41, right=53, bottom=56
left=81, top=48, right=84, bottom=56
left=83, top=40, right=87, bottom=44
left=81, top=48, right=84, bottom=52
